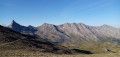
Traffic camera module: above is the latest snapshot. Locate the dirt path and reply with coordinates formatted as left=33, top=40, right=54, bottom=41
left=0, top=37, right=27, bottom=46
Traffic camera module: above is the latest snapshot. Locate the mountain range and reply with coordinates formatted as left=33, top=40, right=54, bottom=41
left=8, top=20, right=120, bottom=43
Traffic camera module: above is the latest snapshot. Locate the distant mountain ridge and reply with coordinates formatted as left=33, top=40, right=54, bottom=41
left=8, top=20, right=120, bottom=43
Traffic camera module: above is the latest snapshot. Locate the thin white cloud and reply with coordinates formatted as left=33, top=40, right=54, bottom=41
left=0, top=22, right=7, bottom=27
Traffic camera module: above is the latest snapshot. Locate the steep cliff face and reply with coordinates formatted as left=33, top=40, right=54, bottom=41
left=35, top=23, right=71, bottom=43
left=8, top=20, right=120, bottom=43
left=58, top=23, right=99, bottom=43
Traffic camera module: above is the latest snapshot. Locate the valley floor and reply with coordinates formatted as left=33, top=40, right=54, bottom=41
left=0, top=50, right=120, bottom=57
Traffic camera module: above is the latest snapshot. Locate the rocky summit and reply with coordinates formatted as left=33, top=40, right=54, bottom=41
left=8, top=20, right=120, bottom=43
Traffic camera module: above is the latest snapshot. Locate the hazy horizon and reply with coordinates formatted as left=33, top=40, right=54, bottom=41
left=0, top=0, right=120, bottom=27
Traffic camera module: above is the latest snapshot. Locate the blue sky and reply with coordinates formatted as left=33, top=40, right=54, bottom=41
left=0, top=0, right=120, bottom=27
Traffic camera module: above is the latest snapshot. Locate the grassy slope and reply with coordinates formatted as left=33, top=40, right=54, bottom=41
left=1, top=42, right=120, bottom=57
left=0, top=49, right=120, bottom=57
left=61, top=42, right=120, bottom=53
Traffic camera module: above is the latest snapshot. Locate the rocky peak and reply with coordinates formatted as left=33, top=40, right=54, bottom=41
left=62, top=23, right=85, bottom=26
left=9, top=20, right=21, bottom=28
left=11, top=20, right=18, bottom=25
left=78, top=23, right=86, bottom=25
left=11, top=20, right=15, bottom=24
left=102, top=24, right=111, bottom=27
left=99, top=24, right=115, bottom=29
left=63, top=23, right=70, bottom=25
left=39, top=23, right=56, bottom=29
left=28, top=25, right=35, bottom=29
